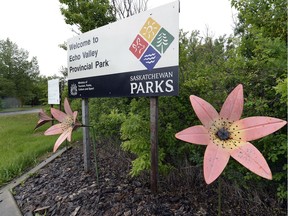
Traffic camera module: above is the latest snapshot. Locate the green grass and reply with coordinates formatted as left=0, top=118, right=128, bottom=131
left=0, top=113, right=82, bottom=187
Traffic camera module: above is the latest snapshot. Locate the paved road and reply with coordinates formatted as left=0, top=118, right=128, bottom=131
left=0, top=109, right=41, bottom=116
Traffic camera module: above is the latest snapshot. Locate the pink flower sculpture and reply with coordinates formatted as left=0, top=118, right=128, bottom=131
left=175, top=84, right=287, bottom=184
left=34, top=109, right=53, bottom=130
left=44, top=98, right=81, bottom=152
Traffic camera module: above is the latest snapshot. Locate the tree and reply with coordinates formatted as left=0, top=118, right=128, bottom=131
left=59, top=0, right=116, bottom=33
left=0, top=38, right=40, bottom=106
left=59, top=0, right=149, bottom=34
left=229, top=0, right=287, bottom=199
left=111, top=0, right=148, bottom=19
left=231, top=0, right=286, bottom=43
left=0, top=78, right=16, bottom=98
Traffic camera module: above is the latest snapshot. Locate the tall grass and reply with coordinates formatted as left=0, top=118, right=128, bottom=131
left=0, top=113, right=82, bottom=187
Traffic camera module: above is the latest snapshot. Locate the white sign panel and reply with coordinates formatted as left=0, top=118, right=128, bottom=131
left=48, top=79, right=60, bottom=104
left=67, top=1, right=179, bottom=98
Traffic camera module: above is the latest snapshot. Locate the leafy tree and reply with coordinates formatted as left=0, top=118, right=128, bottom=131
left=229, top=0, right=287, bottom=199
left=0, top=38, right=41, bottom=106
left=59, top=0, right=116, bottom=33
left=231, top=0, right=286, bottom=43
left=0, top=77, right=16, bottom=98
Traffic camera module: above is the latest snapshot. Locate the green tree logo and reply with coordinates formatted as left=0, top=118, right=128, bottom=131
left=151, top=28, right=174, bottom=54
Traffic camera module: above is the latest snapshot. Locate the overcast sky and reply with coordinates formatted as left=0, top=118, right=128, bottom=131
left=0, top=0, right=236, bottom=77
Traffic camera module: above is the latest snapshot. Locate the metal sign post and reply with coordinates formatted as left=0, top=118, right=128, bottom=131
left=150, top=96, right=159, bottom=193
left=82, top=98, right=91, bottom=172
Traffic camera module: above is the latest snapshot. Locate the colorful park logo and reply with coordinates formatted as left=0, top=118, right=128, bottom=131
left=129, top=17, right=174, bottom=71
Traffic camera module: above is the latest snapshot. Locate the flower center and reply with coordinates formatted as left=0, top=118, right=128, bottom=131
left=61, top=116, right=74, bottom=131
left=216, top=128, right=230, bottom=140
left=208, top=118, right=244, bottom=151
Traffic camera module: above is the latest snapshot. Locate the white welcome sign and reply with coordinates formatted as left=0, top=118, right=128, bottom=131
left=67, top=1, right=179, bottom=98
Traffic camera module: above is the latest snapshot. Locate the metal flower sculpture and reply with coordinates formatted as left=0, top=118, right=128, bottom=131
left=175, top=84, right=287, bottom=184
left=44, top=98, right=81, bottom=152
left=35, top=98, right=99, bottom=183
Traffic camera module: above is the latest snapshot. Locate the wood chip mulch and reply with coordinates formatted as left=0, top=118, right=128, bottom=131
left=14, top=142, right=286, bottom=216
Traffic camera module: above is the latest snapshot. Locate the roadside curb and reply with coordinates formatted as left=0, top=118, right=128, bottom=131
left=0, top=147, right=68, bottom=216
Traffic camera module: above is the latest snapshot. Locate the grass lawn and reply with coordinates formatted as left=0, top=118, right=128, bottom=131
left=0, top=113, right=82, bottom=187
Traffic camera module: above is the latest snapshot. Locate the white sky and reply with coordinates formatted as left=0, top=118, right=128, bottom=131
left=0, top=0, right=237, bottom=77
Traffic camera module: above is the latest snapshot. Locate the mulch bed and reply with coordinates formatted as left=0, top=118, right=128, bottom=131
left=14, top=142, right=286, bottom=216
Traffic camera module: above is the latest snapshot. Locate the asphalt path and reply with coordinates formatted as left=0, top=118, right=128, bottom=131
left=0, top=109, right=41, bottom=116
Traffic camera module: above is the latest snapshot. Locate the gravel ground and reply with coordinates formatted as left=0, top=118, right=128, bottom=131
left=14, top=142, right=286, bottom=216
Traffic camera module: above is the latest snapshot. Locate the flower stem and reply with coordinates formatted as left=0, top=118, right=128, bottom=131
left=218, top=177, right=222, bottom=216
left=82, top=125, right=99, bottom=185
left=65, top=140, right=69, bottom=160
left=90, top=126, right=99, bottom=185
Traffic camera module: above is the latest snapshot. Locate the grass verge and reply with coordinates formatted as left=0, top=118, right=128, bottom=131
left=0, top=113, right=82, bottom=187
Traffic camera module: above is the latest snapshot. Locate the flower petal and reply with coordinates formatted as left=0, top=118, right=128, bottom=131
left=39, top=109, right=53, bottom=121
left=51, top=108, right=67, bottom=122
left=73, top=111, right=78, bottom=123
left=220, top=84, right=243, bottom=121
left=34, top=120, right=49, bottom=130
left=204, top=144, right=230, bottom=184
left=53, top=129, right=71, bottom=152
left=34, top=110, right=53, bottom=130
left=231, top=142, right=272, bottom=180
left=175, top=125, right=209, bottom=145
left=64, top=98, right=73, bottom=116
left=44, top=124, right=63, bottom=135
left=67, top=129, right=72, bottom=142
left=190, top=95, right=219, bottom=129
left=232, top=117, right=287, bottom=141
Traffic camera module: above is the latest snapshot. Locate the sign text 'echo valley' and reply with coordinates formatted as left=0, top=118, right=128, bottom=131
left=68, top=37, right=111, bottom=73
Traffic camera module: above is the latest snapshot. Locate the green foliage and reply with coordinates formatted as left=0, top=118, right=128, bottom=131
left=59, top=0, right=116, bottom=33
left=121, top=112, right=170, bottom=176
left=274, top=78, right=287, bottom=106
left=228, top=0, right=287, bottom=199
left=96, top=109, right=126, bottom=142
left=0, top=38, right=43, bottom=106
left=121, top=113, right=150, bottom=176
left=231, top=0, right=286, bottom=42
left=89, top=97, right=130, bottom=142
left=0, top=77, right=16, bottom=98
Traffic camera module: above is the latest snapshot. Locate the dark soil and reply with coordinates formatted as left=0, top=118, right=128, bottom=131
left=14, top=142, right=286, bottom=216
